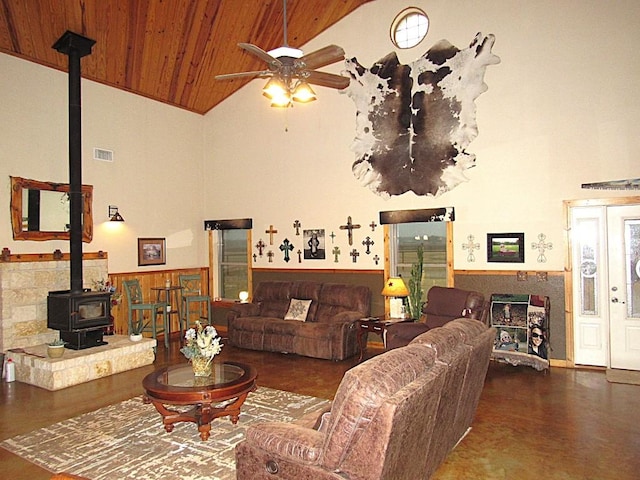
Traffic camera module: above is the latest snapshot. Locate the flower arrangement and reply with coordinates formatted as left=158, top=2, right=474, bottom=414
left=180, top=321, right=223, bottom=364
left=93, top=279, right=122, bottom=306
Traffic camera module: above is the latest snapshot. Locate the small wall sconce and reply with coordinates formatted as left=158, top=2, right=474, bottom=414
left=108, top=205, right=124, bottom=222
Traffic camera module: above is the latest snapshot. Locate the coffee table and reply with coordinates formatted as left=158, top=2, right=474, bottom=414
left=142, top=361, right=257, bottom=440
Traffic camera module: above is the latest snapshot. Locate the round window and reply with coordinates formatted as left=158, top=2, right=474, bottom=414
left=390, top=7, right=429, bottom=49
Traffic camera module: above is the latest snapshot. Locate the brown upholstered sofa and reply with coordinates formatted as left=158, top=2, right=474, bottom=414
left=227, top=281, right=371, bottom=360
left=235, top=317, right=495, bottom=479
left=385, top=286, right=487, bottom=350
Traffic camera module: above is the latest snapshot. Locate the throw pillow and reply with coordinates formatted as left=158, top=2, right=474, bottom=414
left=284, top=298, right=312, bottom=322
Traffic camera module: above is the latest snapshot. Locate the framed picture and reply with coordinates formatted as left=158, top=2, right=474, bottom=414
left=303, top=229, right=326, bottom=260
left=487, top=233, right=525, bottom=263
left=138, top=237, right=166, bottom=266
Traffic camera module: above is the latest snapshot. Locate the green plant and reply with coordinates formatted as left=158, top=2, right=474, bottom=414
left=130, top=318, right=148, bottom=335
left=47, top=338, right=66, bottom=347
left=406, top=244, right=424, bottom=320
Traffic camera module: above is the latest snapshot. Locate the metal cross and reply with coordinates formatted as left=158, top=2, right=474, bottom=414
left=373, top=254, right=380, bottom=265
left=253, top=253, right=257, bottom=262
left=461, top=234, right=480, bottom=262
left=369, top=221, right=377, bottom=231
left=532, top=233, right=553, bottom=263
left=340, top=216, right=361, bottom=245
left=329, top=231, right=336, bottom=243
left=297, top=249, right=302, bottom=263
left=255, top=239, right=266, bottom=257
left=267, top=250, right=274, bottom=263
left=279, top=238, right=294, bottom=263
left=293, top=220, right=301, bottom=235
left=350, top=248, right=360, bottom=263
left=265, top=225, right=278, bottom=245
left=362, top=236, right=374, bottom=254
left=332, top=246, right=340, bottom=263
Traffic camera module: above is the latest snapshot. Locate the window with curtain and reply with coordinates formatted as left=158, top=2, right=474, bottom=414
left=217, top=228, right=249, bottom=301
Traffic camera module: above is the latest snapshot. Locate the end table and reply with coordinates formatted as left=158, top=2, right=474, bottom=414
left=357, top=317, right=414, bottom=361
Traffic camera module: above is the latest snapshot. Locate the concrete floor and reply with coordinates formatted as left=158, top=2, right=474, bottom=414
left=1, top=336, right=639, bottom=479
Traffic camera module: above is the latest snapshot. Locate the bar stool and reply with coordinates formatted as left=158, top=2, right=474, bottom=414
left=179, top=274, right=212, bottom=334
left=122, top=279, right=169, bottom=348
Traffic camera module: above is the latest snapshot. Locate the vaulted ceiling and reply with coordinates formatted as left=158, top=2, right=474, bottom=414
left=0, top=0, right=372, bottom=114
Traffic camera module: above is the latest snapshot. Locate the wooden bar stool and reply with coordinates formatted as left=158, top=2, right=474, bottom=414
left=179, top=274, right=212, bottom=334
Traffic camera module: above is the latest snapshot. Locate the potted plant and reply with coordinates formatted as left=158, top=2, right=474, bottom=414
left=406, top=244, right=425, bottom=320
left=129, top=318, right=147, bottom=342
left=47, top=338, right=66, bottom=358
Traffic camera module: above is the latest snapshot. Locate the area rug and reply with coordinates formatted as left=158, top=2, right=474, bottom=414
left=1, top=387, right=330, bottom=480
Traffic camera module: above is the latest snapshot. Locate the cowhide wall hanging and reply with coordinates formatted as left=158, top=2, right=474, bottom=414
left=345, top=33, right=500, bottom=198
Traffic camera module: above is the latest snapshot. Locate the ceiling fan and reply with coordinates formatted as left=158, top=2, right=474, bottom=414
left=215, top=0, right=350, bottom=107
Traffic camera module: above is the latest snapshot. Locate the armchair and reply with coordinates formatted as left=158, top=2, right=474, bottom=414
left=385, top=286, right=486, bottom=350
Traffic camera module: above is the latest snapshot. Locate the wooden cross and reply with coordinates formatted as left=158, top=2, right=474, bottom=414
left=532, top=233, right=553, bottom=263
left=253, top=253, right=257, bottom=262
left=340, top=216, right=361, bottom=245
left=329, top=231, right=336, bottom=243
left=369, top=221, right=377, bottom=231
left=267, top=250, right=274, bottom=263
left=279, top=238, right=294, bottom=263
left=461, top=234, right=480, bottom=262
left=332, top=246, right=340, bottom=263
left=297, top=249, right=302, bottom=263
left=350, top=248, right=360, bottom=263
left=265, top=225, right=278, bottom=245
left=255, top=239, right=266, bottom=257
left=373, top=254, right=380, bottom=265
left=362, top=236, right=374, bottom=254
left=293, top=220, right=301, bottom=235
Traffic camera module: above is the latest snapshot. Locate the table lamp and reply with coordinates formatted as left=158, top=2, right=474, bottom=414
left=381, top=277, right=409, bottom=318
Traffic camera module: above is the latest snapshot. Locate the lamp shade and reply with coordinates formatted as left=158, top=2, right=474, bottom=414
left=381, top=277, right=409, bottom=297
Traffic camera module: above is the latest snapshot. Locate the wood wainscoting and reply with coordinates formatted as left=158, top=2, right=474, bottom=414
left=108, top=268, right=209, bottom=336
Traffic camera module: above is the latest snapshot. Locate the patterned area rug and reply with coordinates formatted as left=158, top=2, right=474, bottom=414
left=1, top=387, right=329, bottom=480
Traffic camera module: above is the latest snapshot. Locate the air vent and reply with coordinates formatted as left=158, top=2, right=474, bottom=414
left=93, top=148, right=114, bottom=162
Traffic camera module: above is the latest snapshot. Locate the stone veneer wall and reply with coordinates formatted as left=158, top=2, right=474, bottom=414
left=0, top=254, right=108, bottom=352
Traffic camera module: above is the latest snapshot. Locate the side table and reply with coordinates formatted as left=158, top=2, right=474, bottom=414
left=357, top=317, right=414, bottom=361
left=151, top=285, right=183, bottom=337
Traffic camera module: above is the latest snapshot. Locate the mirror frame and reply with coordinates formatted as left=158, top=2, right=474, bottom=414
left=10, top=176, right=93, bottom=242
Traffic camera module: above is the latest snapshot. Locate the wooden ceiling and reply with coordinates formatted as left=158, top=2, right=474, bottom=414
left=0, top=0, right=372, bottom=114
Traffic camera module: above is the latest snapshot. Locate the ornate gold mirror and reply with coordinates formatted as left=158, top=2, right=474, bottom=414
left=10, top=176, right=93, bottom=242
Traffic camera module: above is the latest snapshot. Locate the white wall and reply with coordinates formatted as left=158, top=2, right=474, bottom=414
left=204, top=0, right=640, bottom=271
left=0, top=54, right=205, bottom=273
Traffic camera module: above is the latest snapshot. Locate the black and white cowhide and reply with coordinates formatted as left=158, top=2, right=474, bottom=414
left=344, top=33, right=500, bottom=198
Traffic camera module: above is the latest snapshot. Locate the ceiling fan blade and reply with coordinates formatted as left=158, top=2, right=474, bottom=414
left=215, top=71, right=272, bottom=80
left=297, top=45, right=345, bottom=70
left=306, top=71, right=350, bottom=90
left=238, top=43, right=282, bottom=69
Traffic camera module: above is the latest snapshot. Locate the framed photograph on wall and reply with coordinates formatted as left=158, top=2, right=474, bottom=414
left=487, top=233, right=525, bottom=263
left=138, top=237, right=166, bottom=266
left=303, top=229, right=326, bottom=260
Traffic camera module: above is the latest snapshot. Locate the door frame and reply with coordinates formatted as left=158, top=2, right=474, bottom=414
left=563, top=195, right=640, bottom=368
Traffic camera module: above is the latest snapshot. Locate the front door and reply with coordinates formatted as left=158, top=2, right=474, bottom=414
left=606, top=205, right=640, bottom=370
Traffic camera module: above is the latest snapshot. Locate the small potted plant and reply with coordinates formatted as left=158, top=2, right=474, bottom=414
left=47, top=338, right=66, bottom=358
left=129, top=318, right=147, bottom=342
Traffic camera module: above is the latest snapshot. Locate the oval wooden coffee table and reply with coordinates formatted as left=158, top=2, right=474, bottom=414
left=142, top=361, right=257, bottom=441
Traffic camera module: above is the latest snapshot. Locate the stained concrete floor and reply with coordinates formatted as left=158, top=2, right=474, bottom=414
left=1, top=336, right=639, bottom=479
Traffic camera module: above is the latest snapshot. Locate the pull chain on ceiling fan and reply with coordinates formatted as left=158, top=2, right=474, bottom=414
left=215, top=0, right=349, bottom=107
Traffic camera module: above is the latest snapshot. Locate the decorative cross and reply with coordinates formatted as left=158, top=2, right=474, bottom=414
left=293, top=220, right=301, bottom=235
left=267, top=250, right=274, bottom=263
left=265, top=225, right=278, bottom=245
left=373, top=254, right=380, bottom=265
left=253, top=253, right=257, bottom=262
left=532, top=233, right=553, bottom=263
left=362, top=236, right=374, bottom=254
left=369, top=221, right=377, bottom=231
left=340, top=216, right=361, bottom=245
left=279, top=238, right=294, bottom=263
left=332, top=246, right=340, bottom=263
left=297, top=249, right=302, bottom=263
left=329, top=231, right=336, bottom=243
left=255, top=239, right=266, bottom=257
left=350, top=248, right=360, bottom=263
left=461, top=234, right=480, bottom=262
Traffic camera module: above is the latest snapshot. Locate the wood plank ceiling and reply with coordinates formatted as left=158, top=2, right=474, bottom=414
left=0, top=0, right=372, bottom=114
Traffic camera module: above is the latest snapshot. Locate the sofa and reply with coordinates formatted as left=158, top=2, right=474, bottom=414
left=385, top=286, right=487, bottom=350
left=235, top=317, right=496, bottom=480
left=227, top=281, right=371, bottom=360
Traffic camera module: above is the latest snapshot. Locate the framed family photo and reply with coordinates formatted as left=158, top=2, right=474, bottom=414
left=138, top=237, right=166, bottom=266
left=487, top=232, right=525, bottom=263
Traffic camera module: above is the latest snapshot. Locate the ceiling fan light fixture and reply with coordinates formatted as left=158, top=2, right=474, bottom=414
left=268, top=46, right=303, bottom=59
left=270, top=91, right=292, bottom=108
left=262, top=77, right=288, bottom=99
left=291, top=81, right=316, bottom=103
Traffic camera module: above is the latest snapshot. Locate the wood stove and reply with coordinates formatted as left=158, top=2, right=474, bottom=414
left=46, top=31, right=110, bottom=349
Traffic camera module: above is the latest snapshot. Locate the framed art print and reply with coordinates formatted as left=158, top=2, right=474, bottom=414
left=487, top=233, right=524, bottom=263
left=138, top=237, right=166, bottom=266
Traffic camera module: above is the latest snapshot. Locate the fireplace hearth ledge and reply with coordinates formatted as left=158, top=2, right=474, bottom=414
left=6, top=335, right=156, bottom=391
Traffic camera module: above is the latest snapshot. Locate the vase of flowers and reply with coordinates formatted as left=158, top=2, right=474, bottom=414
left=180, top=321, right=223, bottom=377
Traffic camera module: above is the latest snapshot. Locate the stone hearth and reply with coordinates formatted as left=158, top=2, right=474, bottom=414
left=6, top=335, right=156, bottom=390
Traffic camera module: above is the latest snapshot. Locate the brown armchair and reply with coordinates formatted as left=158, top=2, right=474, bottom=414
left=385, top=286, right=486, bottom=350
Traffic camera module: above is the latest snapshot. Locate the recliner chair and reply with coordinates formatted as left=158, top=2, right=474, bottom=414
left=385, top=286, right=486, bottom=350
